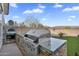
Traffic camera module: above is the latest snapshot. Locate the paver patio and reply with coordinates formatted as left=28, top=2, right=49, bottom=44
left=0, top=43, right=22, bottom=56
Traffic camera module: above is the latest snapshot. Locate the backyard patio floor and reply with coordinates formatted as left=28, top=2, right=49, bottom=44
left=0, top=43, right=22, bottom=56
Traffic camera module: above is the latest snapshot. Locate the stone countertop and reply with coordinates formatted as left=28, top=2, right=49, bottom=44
left=16, top=32, right=25, bottom=37
left=40, top=37, right=67, bottom=52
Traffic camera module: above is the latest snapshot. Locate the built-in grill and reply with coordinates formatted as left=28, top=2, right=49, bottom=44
left=24, top=34, right=39, bottom=44
left=23, top=29, right=51, bottom=56
left=24, top=29, right=51, bottom=43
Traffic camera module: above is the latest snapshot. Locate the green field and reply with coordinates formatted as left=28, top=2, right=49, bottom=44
left=64, top=36, right=79, bottom=56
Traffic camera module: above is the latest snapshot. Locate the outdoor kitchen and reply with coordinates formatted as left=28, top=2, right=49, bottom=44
left=16, top=29, right=67, bottom=56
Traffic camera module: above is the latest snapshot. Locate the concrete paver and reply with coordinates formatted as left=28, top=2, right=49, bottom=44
left=0, top=43, right=22, bottom=56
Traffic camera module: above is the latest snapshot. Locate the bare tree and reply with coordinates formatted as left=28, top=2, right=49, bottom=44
left=24, top=15, right=42, bottom=28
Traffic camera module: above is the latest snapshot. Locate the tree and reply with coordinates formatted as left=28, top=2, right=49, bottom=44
left=24, top=15, right=42, bottom=28
left=8, top=20, right=14, bottom=26
left=8, top=20, right=14, bottom=28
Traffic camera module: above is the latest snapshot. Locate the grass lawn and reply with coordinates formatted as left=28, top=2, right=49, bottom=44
left=64, top=36, right=79, bottom=56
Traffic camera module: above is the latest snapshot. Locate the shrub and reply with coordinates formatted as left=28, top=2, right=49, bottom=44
left=58, top=32, right=64, bottom=38
left=77, top=34, right=79, bottom=37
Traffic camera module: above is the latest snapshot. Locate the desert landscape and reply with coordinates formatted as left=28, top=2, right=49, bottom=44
left=49, top=26, right=79, bottom=37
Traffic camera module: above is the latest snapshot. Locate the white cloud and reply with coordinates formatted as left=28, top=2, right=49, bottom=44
left=63, top=6, right=79, bottom=12
left=23, top=4, right=46, bottom=14
left=67, top=18, right=72, bottom=21
left=23, top=10, right=33, bottom=14
left=23, top=4, right=45, bottom=14
left=54, top=4, right=63, bottom=8
left=42, top=18, right=46, bottom=21
left=38, top=4, right=46, bottom=9
left=13, top=16, right=19, bottom=19
left=72, top=6, right=79, bottom=10
left=33, top=8, right=43, bottom=13
left=70, top=16, right=76, bottom=18
left=23, top=8, right=43, bottom=14
left=10, top=3, right=18, bottom=8
left=67, top=15, right=76, bottom=21
left=63, top=8, right=72, bottom=12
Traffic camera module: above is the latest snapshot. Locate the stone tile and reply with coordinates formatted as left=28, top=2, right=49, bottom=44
left=0, top=43, right=22, bottom=56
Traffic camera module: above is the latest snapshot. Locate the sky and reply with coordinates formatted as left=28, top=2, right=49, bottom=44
left=4, top=3, right=79, bottom=27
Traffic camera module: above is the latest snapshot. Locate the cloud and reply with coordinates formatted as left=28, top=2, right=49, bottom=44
left=67, top=18, right=72, bottom=21
left=63, top=6, right=79, bottom=12
left=42, top=18, right=46, bottom=21
left=67, top=15, right=76, bottom=21
left=23, top=4, right=45, bottom=14
left=38, top=4, right=46, bottom=9
left=32, top=8, right=43, bottom=13
left=10, top=3, right=18, bottom=8
left=70, top=16, right=76, bottom=18
left=23, top=8, right=43, bottom=14
left=23, top=10, right=32, bottom=14
left=13, top=16, right=19, bottom=19
left=63, top=8, right=72, bottom=12
left=54, top=4, right=63, bottom=8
